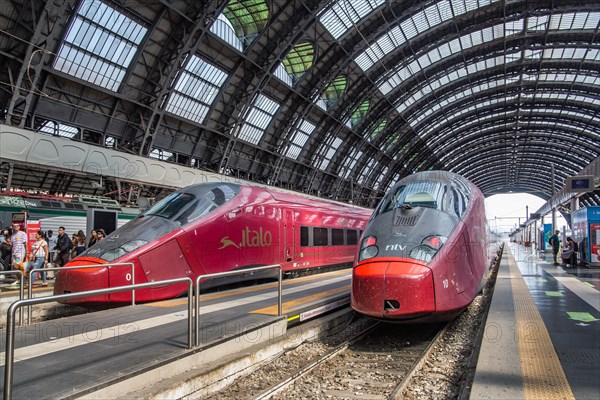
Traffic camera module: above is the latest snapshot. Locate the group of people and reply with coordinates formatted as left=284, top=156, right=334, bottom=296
left=0, top=224, right=106, bottom=287
left=548, top=229, right=578, bottom=268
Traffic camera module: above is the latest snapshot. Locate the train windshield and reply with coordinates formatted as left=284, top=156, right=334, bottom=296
left=143, top=184, right=240, bottom=226
left=374, top=181, right=446, bottom=216
left=82, top=183, right=241, bottom=262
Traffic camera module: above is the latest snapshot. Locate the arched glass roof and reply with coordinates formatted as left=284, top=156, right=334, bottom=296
left=0, top=0, right=598, bottom=209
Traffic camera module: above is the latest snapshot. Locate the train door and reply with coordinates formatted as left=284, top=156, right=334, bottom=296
left=284, top=209, right=294, bottom=263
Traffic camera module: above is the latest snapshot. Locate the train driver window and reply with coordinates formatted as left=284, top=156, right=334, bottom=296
left=144, top=192, right=195, bottom=219
left=375, top=181, right=444, bottom=215
left=183, top=187, right=237, bottom=224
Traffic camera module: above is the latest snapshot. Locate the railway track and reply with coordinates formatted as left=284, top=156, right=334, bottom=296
left=252, top=321, right=447, bottom=400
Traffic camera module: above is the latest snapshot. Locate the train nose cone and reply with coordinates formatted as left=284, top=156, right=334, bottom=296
left=53, top=257, right=110, bottom=304
left=352, top=259, right=435, bottom=319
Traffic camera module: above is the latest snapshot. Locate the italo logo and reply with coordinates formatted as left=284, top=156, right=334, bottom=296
left=218, top=226, right=272, bottom=250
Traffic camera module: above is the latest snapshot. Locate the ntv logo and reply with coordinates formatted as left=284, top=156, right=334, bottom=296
left=218, top=226, right=273, bottom=250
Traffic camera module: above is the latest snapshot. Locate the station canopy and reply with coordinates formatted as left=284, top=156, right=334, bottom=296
left=0, top=0, right=598, bottom=209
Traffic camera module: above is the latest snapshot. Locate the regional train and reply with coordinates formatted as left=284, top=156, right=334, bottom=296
left=0, top=193, right=139, bottom=234
left=351, top=171, right=496, bottom=322
left=54, top=182, right=372, bottom=304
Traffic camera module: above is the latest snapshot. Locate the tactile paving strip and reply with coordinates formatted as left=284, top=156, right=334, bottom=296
left=508, top=252, right=575, bottom=400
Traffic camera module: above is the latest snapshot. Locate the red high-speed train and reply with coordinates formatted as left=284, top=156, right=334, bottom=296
left=54, top=182, right=371, bottom=304
left=352, top=171, right=496, bottom=322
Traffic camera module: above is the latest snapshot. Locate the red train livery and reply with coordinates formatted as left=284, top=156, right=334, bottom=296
left=352, top=171, right=493, bottom=322
left=54, top=183, right=372, bottom=303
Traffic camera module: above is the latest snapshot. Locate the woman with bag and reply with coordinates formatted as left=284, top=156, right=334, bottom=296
left=561, top=237, right=575, bottom=268
left=29, top=230, right=49, bottom=287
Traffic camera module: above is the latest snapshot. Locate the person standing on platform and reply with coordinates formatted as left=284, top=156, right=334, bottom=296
left=0, top=228, right=12, bottom=271
left=96, top=229, right=106, bottom=241
left=75, top=230, right=87, bottom=255
left=54, top=226, right=72, bottom=267
left=88, top=229, right=98, bottom=248
left=29, top=230, right=49, bottom=287
left=549, top=229, right=560, bottom=266
left=47, top=230, right=57, bottom=265
left=9, top=223, right=27, bottom=286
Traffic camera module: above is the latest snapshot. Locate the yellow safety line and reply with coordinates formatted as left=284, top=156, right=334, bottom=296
left=144, top=269, right=351, bottom=307
left=250, top=284, right=351, bottom=316
left=508, top=250, right=575, bottom=400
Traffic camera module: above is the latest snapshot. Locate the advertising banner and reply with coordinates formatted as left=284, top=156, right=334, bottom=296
left=544, top=224, right=553, bottom=251
left=26, top=221, right=41, bottom=252
left=591, top=223, right=600, bottom=264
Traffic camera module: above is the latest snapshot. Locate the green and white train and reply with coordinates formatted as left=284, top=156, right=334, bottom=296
left=0, top=194, right=139, bottom=235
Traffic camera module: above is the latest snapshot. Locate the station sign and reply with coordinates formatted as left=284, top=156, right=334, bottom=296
left=566, top=175, right=595, bottom=193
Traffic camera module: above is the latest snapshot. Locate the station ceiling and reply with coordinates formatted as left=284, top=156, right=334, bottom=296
left=0, top=0, right=599, bottom=208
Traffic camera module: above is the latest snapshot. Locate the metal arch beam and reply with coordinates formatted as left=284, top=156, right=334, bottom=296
left=454, top=154, right=577, bottom=190
left=529, top=154, right=600, bottom=220
left=340, top=11, right=599, bottom=129
left=386, top=62, right=600, bottom=115
left=431, top=120, right=600, bottom=160
left=468, top=170, right=555, bottom=198
left=454, top=152, right=577, bottom=181
left=399, top=68, right=600, bottom=123
left=434, top=125, right=599, bottom=164
left=417, top=104, right=600, bottom=153
left=5, top=0, right=71, bottom=128
left=429, top=108, right=600, bottom=143
left=412, top=89, right=600, bottom=137
left=449, top=144, right=594, bottom=175
left=453, top=150, right=587, bottom=181
left=134, top=2, right=216, bottom=157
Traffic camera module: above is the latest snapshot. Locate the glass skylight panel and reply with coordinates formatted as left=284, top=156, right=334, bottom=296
left=236, top=94, right=280, bottom=145
left=527, top=15, right=549, bottom=30
left=377, top=21, right=517, bottom=94
left=149, top=149, right=173, bottom=161
left=210, top=13, right=244, bottom=52
left=54, top=0, right=147, bottom=91
left=355, top=0, right=501, bottom=71
left=374, top=166, right=388, bottom=189
left=548, top=12, right=600, bottom=30
left=165, top=56, right=228, bottom=124
left=317, top=137, right=342, bottom=171
left=284, top=119, right=315, bottom=159
left=357, top=158, right=376, bottom=184
left=274, top=64, right=293, bottom=86
left=39, top=121, right=79, bottom=138
left=319, top=0, right=385, bottom=39
left=341, top=149, right=362, bottom=179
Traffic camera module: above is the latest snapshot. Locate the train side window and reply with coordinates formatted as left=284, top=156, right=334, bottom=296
left=313, top=227, right=328, bottom=246
left=332, top=229, right=344, bottom=245
left=347, top=230, right=358, bottom=245
left=300, top=226, right=309, bottom=247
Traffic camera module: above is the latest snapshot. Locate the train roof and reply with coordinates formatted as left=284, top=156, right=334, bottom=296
left=177, top=181, right=372, bottom=214
left=394, top=171, right=481, bottom=193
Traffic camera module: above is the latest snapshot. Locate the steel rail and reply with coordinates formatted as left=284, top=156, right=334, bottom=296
left=251, top=320, right=381, bottom=400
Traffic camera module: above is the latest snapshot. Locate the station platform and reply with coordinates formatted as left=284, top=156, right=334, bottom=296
left=470, top=243, right=600, bottom=399
left=0, top=269, right=354, bottom=399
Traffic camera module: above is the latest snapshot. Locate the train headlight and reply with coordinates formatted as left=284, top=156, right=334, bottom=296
left=421, top=235, right=447, bottom=250
left=409, top=236, right=447, bottom=263
left=359, top=236, right=379, bottom=261
left=409, top=246, right=436, bottom=263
